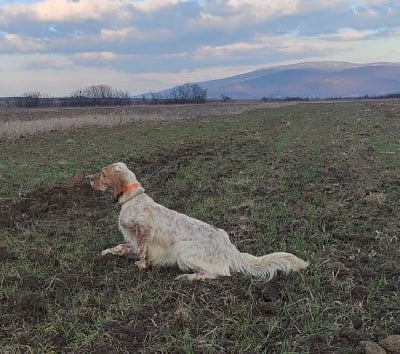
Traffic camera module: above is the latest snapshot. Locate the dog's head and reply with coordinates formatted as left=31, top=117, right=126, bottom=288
left=90, top=162, right=142, bottom=202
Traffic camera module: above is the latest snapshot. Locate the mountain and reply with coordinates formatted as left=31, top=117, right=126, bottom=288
left=148, top=61, right=400, bottom=99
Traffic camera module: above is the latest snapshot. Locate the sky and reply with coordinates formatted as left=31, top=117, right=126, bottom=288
left=0, top=0, right=400, bottom=96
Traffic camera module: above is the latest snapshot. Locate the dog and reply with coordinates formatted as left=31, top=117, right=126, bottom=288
left=89, top=162, right=309, bottom=281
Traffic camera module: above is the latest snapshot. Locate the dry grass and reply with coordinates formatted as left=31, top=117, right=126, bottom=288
left=0, top=101, right=294, bottom=140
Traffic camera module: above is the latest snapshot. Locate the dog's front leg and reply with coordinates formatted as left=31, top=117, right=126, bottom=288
left=135, top=226, right=150, bottom=270
left=101, top=243, right=135, bottom=256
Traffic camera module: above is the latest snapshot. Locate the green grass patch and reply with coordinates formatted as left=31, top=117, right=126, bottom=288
left=1, top=101, right=399, bottom=352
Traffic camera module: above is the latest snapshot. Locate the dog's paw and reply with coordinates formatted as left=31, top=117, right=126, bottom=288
left=135, top=260, right=149, bottom=270
left=175, top=273, right=202, bottom=281
left=101, top=248, right=113, bottom=256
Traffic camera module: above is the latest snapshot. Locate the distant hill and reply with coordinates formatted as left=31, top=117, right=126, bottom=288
left=146, top=61, right=400, bottom=99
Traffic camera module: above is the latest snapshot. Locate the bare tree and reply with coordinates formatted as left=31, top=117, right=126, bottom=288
left=17, top=91, right=43, bottom=108
left=168, top=83, right=207, bottom=103
left=69, top=85, right=131, bottom=106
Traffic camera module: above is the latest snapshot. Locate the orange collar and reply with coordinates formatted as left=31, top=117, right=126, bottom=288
left=122, top=182, right=141, bottom=194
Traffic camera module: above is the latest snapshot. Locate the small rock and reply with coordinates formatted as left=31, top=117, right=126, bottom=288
left=360, top=341, right=387, bottom=354
left=380, top=335, right=400, bottom=354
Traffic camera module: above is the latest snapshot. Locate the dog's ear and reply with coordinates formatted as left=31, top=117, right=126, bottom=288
left=102, top=164, right=125, bottom=202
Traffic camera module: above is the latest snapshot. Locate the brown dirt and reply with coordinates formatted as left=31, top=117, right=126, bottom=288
left=0, top=171, right=109, bottom=231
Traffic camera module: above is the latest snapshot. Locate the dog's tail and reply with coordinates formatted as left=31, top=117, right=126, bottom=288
left=235, top=251, right=309, bottom=280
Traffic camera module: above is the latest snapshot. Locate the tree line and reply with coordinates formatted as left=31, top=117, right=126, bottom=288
left=2, top=84, right=399, bottom=109
left=3, top=83, right=208, bottom=108
left=159, top=83, right=207, bottom=104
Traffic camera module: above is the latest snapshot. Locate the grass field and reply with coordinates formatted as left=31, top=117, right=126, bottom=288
left=0, top=101, right=399, bottom=353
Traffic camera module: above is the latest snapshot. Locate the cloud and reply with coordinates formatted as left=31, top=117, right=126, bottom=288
left=359, top=0, right=394, bottom=4
left=193, top=32, right=349, bottom=61
left=0, top=0, right=119, bottom=23
left=72, top=51, right=120, bottom=61
left=326, top=28, right=372, bottom=41
left=23, top=54, right=73, bottom=70
left=0, top=0, right=400, bottom=96
left=100, top=27, right=171, bottom=42
left=206, top=0, right=348, bottom=18
left=132, top=0, right=182, bottom=13
left=190, top=0, right=349, bottom=31
left=321, top=27, right=394, bottom=41
left=0, top=33, right=46, bottom=53
left=0, top=0, right=195, bottom=26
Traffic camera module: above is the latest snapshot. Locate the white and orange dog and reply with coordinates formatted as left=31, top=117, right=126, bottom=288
left=90, top=162, right=308, bottom=281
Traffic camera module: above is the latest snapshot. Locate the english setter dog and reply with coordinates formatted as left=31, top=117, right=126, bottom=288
left=90, top=162, right=308, bottom=281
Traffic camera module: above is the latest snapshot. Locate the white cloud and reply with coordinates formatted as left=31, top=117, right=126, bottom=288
left=72, top=51, right=120, bottom=61
left=24, top=54, right=74, bottom=70
left=0, top=0, right=190, bottom=25
left=359, top=0, right=393, bottom=4
left=322, top=28, right=371, bottom=41
left=100, top=27, right=171, bottom=42
left=0, top=0, right=122, bottom=23
left=193, top=32, right=349, bottom=60
left=0, top=33, right=46, bottom=52
left=132, top=0, right=182, bottom=13
left=204, top=0, right=347, bottom=18
left=192, top=0, right=349, bottom=30
left=32, top=0, right=115, bottom=22
left=321, top=27, right=394, bottom=41
left=193, top=42, right=262, bottom=59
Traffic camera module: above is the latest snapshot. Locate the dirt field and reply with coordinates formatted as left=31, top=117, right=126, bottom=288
left=0, top=101, right=399, bottom=352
